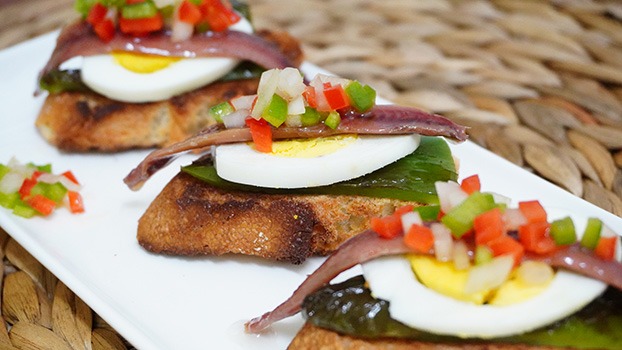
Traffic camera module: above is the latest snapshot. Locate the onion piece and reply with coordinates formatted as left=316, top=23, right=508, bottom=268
left=516, top=261, right=554, bottom=286
left=171, top=18, right=194, bottom=42
left=431, top=223, right=453, bottom=262
left=37, top=173, right=82, bottom=192
left=277, top=67, right=305, bottom=99
left=435, top=181, right=468, bottom=214
left=503, top=208, right=527, bottom=231
left=0, top=172, right=25, bottom=194
left=251, top=69, right=280, bottom=118
left=464, top=255, right=514, bottom=294
left=222, top=109, right=249, bottom=129
left=231, top=95, right=256, bottom=111
left=401, top=211, right=422, bottom=234
left=453, top=240, right=470, bottom=270
left=287, top=94, right=305, bottom=115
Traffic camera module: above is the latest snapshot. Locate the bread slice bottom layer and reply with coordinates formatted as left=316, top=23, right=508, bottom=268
left=137, top=172, right=420, bottom=264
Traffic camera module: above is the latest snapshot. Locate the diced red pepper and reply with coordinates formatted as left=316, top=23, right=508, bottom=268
left=323, top=84, right=350, bottom=110
left=370, top=214, right=402, bottom=239
left=595, top=236, right=617, bottom=261
left=19, top=178, right=38, bottom=200
left=303, top=86, right=317, bottom=108
left=27, top=194, right=56, bottom=216
left=394, top=205, right=415, bottom=217
left=487, top=235, right=524, bottom=266
left=200, top=0, right=240, bottom=31
left=474, top=207, right=504, bottom=245
left=460, top=174, right=481, bottom=194
left=61, top=170, right=80, bottom=185
left=518, top=221, right=558, bottom=254
left=179, top=0, right=202, bottom=24
left=87, top=3, right=108, bottom=26
left=119, top=13, right=163, bottom=36
left=519, top=200, right=547, bottom=224
left=245, top=118, right=272, bottom=153
left=67, top=191, right=85, bottom=214
left=94, top=19, right=115, bottom=43
left=404, top=224, right=435, bottom=253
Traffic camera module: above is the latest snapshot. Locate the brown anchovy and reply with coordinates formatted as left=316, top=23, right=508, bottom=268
left=122, top=105, right=469, bottom=190
left=37, top=20, right=296, bottom=90
left=244, top=234, right=622, bottom=334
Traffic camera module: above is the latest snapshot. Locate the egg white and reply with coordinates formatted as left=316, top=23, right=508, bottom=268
left=213, top=134, right=421, bottom=189
left=77, top=16, right=253, bottom=103
left=362, top=209, right=621, bottom=339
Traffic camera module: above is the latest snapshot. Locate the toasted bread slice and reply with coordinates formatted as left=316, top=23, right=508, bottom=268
left=35, top=30, right=303, bottom=152
left=289, top=323, right=566, bottom=350
left=137, top=172, right=421, bottom=264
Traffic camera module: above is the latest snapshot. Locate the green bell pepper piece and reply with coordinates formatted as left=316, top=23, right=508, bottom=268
left=441, top=192, right=496, bottom=238
left=345, top=81, right=376, bottom=113
left=0, top=192, right=19, bottom=209
left=0, top=164, right=9, bottom=181
left=414, top=205, right=440, bottom=222
left=209, top=102, right=235, bottom=123
left=13, top=200, right=36, bottom=218
left=550, top=216, right=577, bottom=245
left=262, top=94, right=288, bottom=127
left=121, top=1, right=158, bottom=19
left=475, top=245, right=493, bottom=265
left=581, top=217, right=603, bottom=250
left=324, top=111, right=341, bottom=129
left=300, top=107, right=322, bottom=126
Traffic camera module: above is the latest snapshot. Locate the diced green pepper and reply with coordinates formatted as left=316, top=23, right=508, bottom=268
left=209, top=102, right=235, bottom=123
left=475, top=245, right=493, bottom=265
left=441, top=192, right=496, bottom=238
left=13, top=201, right=36, bottom=218
left=301, top=107, right=322, bottom=126
left=187, top=0, right=203, bottom=4
left=28, top=162, right=52, bottom=173
left=324, top=111, right=341, bottom=129
left=581, top=218, right=603, bottom=250
left=262, top=94, right=288, bottom=127
left=345, top=81, right=376, bottom=113
left=414, top=205, right=440, bottom=222
left=550, top=216, right=577, bottom=245
left=30, top=182, right=67, bottom=203
left=121, top=1, right=158, bottom=19
left=0, top=164, right=9, bottom=181
left=74, top=0, right=98, bottom=16
left=0, top=192, right=19, bottom=209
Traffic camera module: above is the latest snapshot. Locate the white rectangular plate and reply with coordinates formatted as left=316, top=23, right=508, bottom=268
left=1, top=32, right=621, bottom=350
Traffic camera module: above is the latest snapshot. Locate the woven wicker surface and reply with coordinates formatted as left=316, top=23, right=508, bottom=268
left=0, top=0, right=621, bottom=348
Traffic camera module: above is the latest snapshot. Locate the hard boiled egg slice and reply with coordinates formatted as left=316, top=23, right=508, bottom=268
left=78, top=17, right=253, bottom=103
left=362, top=210, right=620, bottom=339
left=213, top=134, right=421, bottom=189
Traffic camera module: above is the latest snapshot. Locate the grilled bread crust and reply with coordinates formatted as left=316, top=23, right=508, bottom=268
left=288, top=323, right=572, bottom=350
left=35, top=29, right=303, bottom=152
left=137, top=172, right=421, bottom=264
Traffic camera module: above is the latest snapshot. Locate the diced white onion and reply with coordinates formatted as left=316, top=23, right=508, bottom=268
left=515, top=261, right=554, bottom=286
left=231, top=95, right=256, bottom=111
left=37, top=173, right=81, bottom=192
left=489, top=192, right=512, bottom=207
left=0, top=172, right=25, bottom=194
left=277, top=67, right=305, bottom=100
left=309, top=75, right=331, bottom=111
left=285, top=114, right=302, bottom=128
left=452, top=240, right=471, bottom=270
left=7, top=157, right=35, bottom=178
left=252, top=69, right=280, bottom=118
left=431, top=223, right=453, bottom=262
left=287, top=95, right=306, bottom=116
left=464, top=255, right=514, bottom=294
left=222, top=109, right=249, bottom=129
left=400, top=211, right=422, bottom=234
left=503, top=208, right=527, bottom=231
left=153, top=0, right=175, bottom=7
left=435, top=181, right=468, bottom=214
left=171, top=19, right=194, bottom=42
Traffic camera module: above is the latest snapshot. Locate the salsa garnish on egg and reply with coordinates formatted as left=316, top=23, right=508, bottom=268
left=123, top=68, right=468, bottom=191
left=245, top=175, right=622, bottom=349
left=38, top=0, right=298, bottom=102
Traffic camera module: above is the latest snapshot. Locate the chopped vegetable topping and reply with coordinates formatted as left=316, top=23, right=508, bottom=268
left=0, top=158, right=85, bottom=218
left=75, top=0, right=242, bottom=42
left=369, top=174, right=621, bottom=293
left=214, top=68, right=378, bottom=152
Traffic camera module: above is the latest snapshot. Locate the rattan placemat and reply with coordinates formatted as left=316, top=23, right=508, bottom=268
left=0, top=0, right=621, bottom=348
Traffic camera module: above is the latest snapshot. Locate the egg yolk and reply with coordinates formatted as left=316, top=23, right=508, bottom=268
left=112, top=52, right=181, bottom=74
left=269, top=135, right=357, bottom=158
left=408, top=255, right=553, bottom=305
